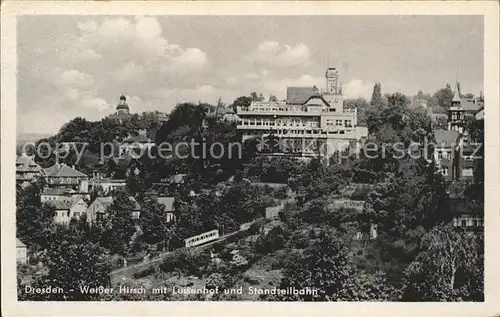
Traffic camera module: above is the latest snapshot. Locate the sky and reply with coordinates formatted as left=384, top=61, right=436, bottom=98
left=17, top=15, right=483, bottom=135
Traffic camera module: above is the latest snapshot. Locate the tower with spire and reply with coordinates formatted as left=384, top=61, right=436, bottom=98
left=447, top=80, right=465, bottom=133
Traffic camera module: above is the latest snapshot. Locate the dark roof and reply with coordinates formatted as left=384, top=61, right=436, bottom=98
left=434, top=129, right=460, bottom=147
left=286, top=87, right=315, bottom=105
left=44, top=163, right=88, bottom=178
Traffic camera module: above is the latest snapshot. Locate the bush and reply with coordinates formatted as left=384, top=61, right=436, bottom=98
left=255, top=226, right=288, bottom=255
left=133, top=266, right=156, bottom=279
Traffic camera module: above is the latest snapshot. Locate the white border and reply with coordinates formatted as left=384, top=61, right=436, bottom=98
left=2, top=1, right=499, bottom=316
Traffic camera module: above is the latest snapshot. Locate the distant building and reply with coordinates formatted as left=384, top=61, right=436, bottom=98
left=16, top=153, right=43, bottom=187
left=47, top=197, right=88, bottom=225
left=119, top=130, right=156, bottom=156
left=434, top=129, right=462, bottom=180
left=447, top=81, right=483, bottom=133
left=89, top=177, right=127, bottom=194
left=86, top=196, right=142, bottom=224
left=453, top=214, right=484, bottom=228
left=236, top=67, right=368, bottom=161
left=43, top=163, right=89, bottom=191
left=156, top=196, right=176, bottom=223
left=109, top=95, right=133, bottom=122
left=16, top=238, right=28, bottom=265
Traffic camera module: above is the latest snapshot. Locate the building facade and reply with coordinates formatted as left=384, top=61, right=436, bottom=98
left=43, top=163, right=89, bottom=191
left=86, top=196, right=142, bottom=224
left=48, top=198, right=88, bottom=225
left=16, top=153, right=43, bottom=187
left=236, top=68, right=368, bottom=160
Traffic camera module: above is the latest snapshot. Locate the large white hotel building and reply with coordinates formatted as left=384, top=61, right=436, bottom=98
left=236, top=67, right=368, bottom=159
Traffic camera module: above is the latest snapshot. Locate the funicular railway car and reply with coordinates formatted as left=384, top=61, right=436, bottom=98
left=184, top=229, right=220, bottom=248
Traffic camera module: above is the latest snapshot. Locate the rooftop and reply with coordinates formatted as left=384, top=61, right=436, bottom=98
left=157, top=196, right=175, bottom=212
left=286, top=87, right=316, bottom=105
left=434, top=129, right=460, bottom=147
left=44, top=163, right=88, bottom=178
left=16, top=154, right=42, bottom=172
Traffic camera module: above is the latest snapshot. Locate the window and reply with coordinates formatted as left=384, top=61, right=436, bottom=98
left=329, top=108, right=336, bottom=112
left=461, top=219, right=467, bottom=227
left=345, top=120, right=352, bottom=127
left=336, top=120, right=342, bottom=126
left=326, top=120, right=333, bottom=126
left=442, top=166, right=449, bottom=176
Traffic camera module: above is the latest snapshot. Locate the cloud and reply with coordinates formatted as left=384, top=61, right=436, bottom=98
left=248, top=41, right=311, bottom=67
left=18, top=16, right=211, bottom=134
left=343, top=79, right=376, bottom=100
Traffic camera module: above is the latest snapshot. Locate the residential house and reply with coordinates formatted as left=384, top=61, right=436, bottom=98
left=119, top=130, right=155, bottom=156
left=156, top=196, right=176, bottom=223
left=434, top=129, right=464, bottom=180
left=16, top=238, right=28, bottom=265
left=453, top=214, right=484, bottom=228
left=43, top=163, right=89, bottom=192
left=447, top=81, right=483, bottom=133
left=16, top=153, right=43, bottom=187
left=48, top=197, right=88, bottom=225
left=86, top=196, right=142, bottom=224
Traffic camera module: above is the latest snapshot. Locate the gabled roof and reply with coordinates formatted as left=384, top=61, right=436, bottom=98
left=16, top=238, right=26, bottom=247
left=303, top=95, right=331, bottom=107
left=157, top=196, right=175, bottom=212
left=286, top=87, right=316, bottom=105
left=44, top=163, right=88, bottom=178
left=47, top=197, right=86, bottom=210
left=434, top=129, right=460, bottom=147
left=16, top=154, right=42, bottom=171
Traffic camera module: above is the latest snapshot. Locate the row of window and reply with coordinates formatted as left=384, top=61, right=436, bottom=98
left=326, top=119, right=352, bottom=127
left=188, top=231, right=218, bottom=243
left=56, top=210, right=85, bottom=217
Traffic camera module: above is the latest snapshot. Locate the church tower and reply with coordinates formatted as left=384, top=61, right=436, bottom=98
left=325, top=67, right=340, bottom=95
left=116, top=95, right=130, bottom=115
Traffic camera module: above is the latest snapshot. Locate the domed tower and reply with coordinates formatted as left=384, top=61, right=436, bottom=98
left=116, top=95, right=130, bottom=115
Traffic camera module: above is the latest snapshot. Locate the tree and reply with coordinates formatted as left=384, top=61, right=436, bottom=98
left=269, top=95, right=277, bottom=102
left=139, top=199, right=177, bottom=251
left=22, top=241, right=111, bottom=301
left=16, top=183, right=56, bottom=253
left=401, top=226, right=483, bottom=301
left=433, top=84, right=453, bottom=109
left=103, top=190, right=137, bottom=256
left=370, top=82, right=383, bottom=107
left=277, top=232, right=355, bottom=301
